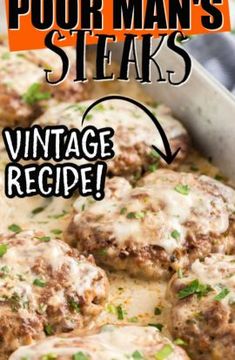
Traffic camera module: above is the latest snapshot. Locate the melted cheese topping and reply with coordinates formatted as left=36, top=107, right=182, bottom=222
left=73, top=170, right=235, bottom=255
left=9, top=325, right=189, bottom=360
left=191, top=254, right=235, bottom=304
left=0, top=231, right=107, bottom=314
left=34, top=100, right=187, bottom=158
left=0, top=46, right=43, bottom=95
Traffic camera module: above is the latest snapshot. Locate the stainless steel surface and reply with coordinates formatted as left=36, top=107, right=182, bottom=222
left=111, top=41, right=235, bottom=179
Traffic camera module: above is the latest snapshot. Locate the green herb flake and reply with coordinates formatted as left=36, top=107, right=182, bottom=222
left=154, top=307, right=162, bottom=315
left=148, top=323, right=164, bottom=332
left=128, top=316, right=138, bottom=323
left=33, top=278, right=47, bottom=288
left=95, top=104, right=105, bottom=112
left=72, top=352, right=89, bottom=360
left=132, top=350, right=144, bottom=359
left=8, top=224, right=22, bottom=234
left=155, top=344, right=173, bottom=360
left=148, top=164, right=158, bottom=172
left=120, top=207, right=127, bottom=215
left=41, top=354, right=57, bottom=360
left=51, top=229, right=62, bottom=235
left=0, top=244, right=8, bottom=257
left=178, top=279, right=212, bottom=299
left=22, top=83, right=51, bottom=105
left=85, top=114, right=93, bottom=121
left=68, top=298, right=80, bottom=313
left=44, top=324, right=54, bottom=336
left=36, top=236, right=51, bottom=243
left=174, top=338, right=187, bottom=346
left=171, top=230, right=180, bottom=241
left=32, top=207, right=45, bottom=215
left=116, top=304, right=125, bottom=320
left=127, top=212, right=145, bottom=220
left=49, top=210, right=68, bottom=219
left=214, top=288, right=230, bottom=302
left=106, top=303, right=116, bottom=314
left=149, top=149, right=160, bottom=159
left=175, top=184, right=190, bottom=195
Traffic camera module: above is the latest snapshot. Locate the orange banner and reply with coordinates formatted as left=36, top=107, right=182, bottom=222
left=5, top=0, right=231, bottom=51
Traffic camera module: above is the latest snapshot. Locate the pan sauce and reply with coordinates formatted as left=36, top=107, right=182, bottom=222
left=0, top=71, right=232, bottom=344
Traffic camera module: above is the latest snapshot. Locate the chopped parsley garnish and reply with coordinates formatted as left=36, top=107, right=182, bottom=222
left=49, top=210, right=68, bottom=219
left=33, top=278, right=47, bottom=288
left=128, top=316, right=138, bottom=323
left=68, top=298, right=81, bottom=313
left=120, top=207, right=127, bottom=215
left=32, top=207, right=45, bottom=215
left=86, top=114, right=93, bottom=121
left=171, top=230, right=180, bottom=241
left=96, top=104, right=105, bottom=112
left=106, top=303, right=116, bottom=314
left=148, top=164, right=158, bottom=172
left=72, top=352, right=89, bottom=360
left=116, top=304, right=125, bottom=320
left=148, top=323, right=163, bottom=332
left=0, top=244, right=8, bottom=257
left=8, top=224, right=22, bottom=234
left=22, top=83, right=51, bottom=105
left=106, top=303, right=127, bottom=320
left=178, top=279, right=212, bottom=299
left=51, top=229, right=62, bottom=235
left=44, top=324, right=54, bottom=336
left=36, top=236, right=51, bottom=243
left=214, top=288, right=230, bottom=301
left=149, top=149, right=160, bottom=159
left=154, top=307, right=162, bottom=315
left=127, top=212, right=145, bottom=220
left=174, top=338, right=187, bottom=346
left=175, top=184, right=190, bottom=195
left=41, top=354, right=57, bottom=360
left=155, top=344, right=173, bottom=359
left=132, top=350, right=144, bottom=359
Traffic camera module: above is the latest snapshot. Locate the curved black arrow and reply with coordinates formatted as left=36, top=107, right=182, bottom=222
left=81, top=95, right=181, bottom=165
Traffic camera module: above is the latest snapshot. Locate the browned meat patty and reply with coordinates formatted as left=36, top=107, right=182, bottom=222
left=33, top=100, right=190, bottom=177
left=66, top=170, right=235, bottom=279
left=21, top=47, right=92, bottom=103
left=167, top=254, right=235, bottom=360
left=0, top=230, right=108, bottom=358
left=0, top=46, right=91, bottom=127
left=9, top=325, right=190, bottom=360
